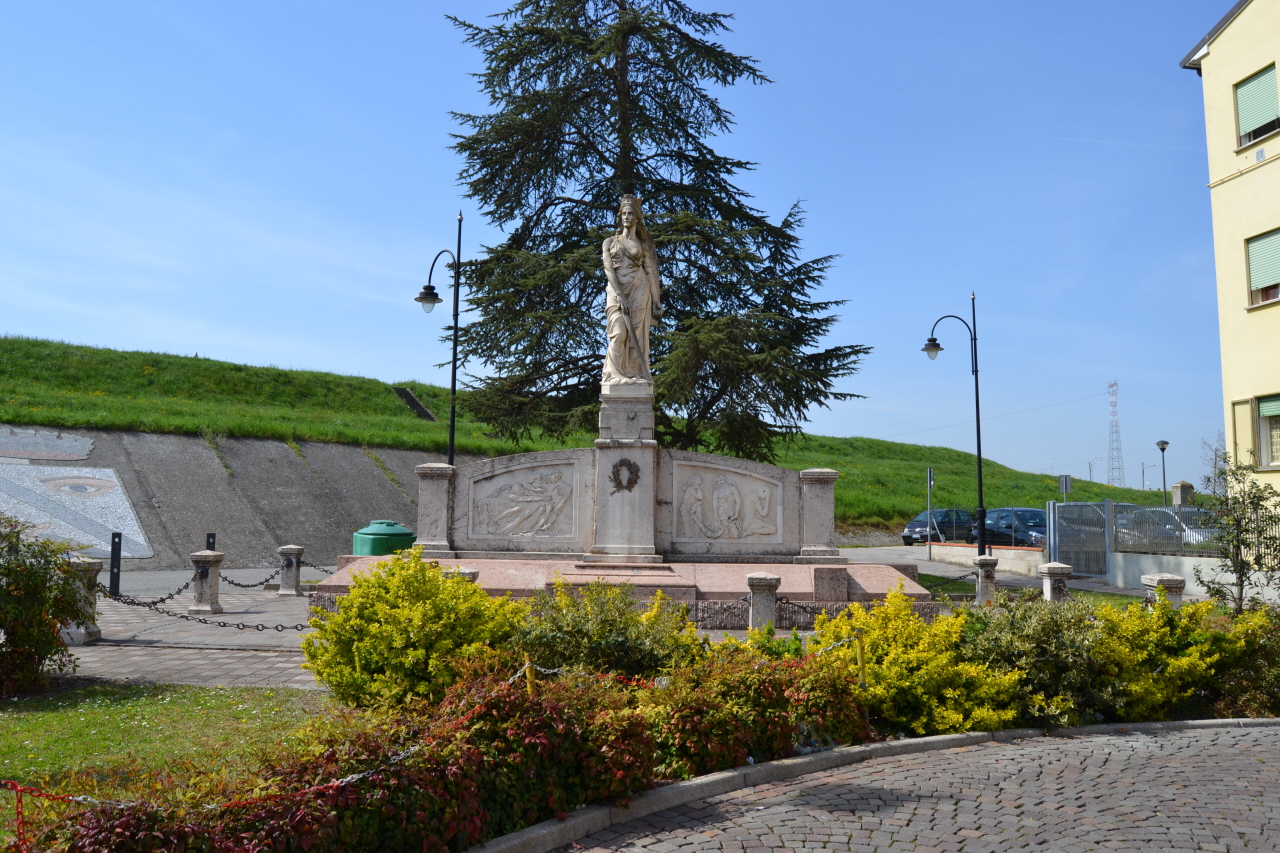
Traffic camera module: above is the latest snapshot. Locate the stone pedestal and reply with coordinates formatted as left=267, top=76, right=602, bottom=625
left=189, top=549, right=224, bottom=615
left=798, top=469, right=844, bottom=563
left=974, top=555, right=999, bottom=604
left=277, top=545, right=304, bottom=597
left=414, top=463, right=457, bottom=560
left=62, top=556, right=103, bottom=646
left=585, top=383, right=661, bottom=563
left=1038, top=561, right=1073, bottom=603
left=812, top=565, right=849, bottom=601
left=1141, top=573, right=1186, bottom=609
left=747, top=572, right=782, bottom=630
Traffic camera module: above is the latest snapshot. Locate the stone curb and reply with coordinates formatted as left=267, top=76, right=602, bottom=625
left=467, top=717, right=1279, bottom=853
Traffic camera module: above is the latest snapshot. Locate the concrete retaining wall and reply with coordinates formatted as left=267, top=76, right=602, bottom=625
left=1, top=423, right=463, bottom=571
left=1110, top=551, right=1212, bottom=596
left=923, top=542, right=1046, bottom=577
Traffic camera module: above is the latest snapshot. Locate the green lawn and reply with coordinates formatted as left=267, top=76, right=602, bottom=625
left=0, top=336, right=1168, bottom=529
left=0, top=681, right=325, bottom=787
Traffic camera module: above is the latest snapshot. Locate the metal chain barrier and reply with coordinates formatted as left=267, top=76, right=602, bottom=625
left=219, top=566, right=282, bottom=589
left=777, top=596, right=827, bottom=615
left=105, top=573, right=197, bottom=608
left=97, top=584, right=308, bottom=632
left=300, top=558, right=334, bottom=575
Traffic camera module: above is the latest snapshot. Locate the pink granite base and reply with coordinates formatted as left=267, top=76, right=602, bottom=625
left=316, top=556, right=928, bottom=603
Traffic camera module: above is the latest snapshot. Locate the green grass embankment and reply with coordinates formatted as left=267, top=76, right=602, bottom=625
left=0, top=336, right=1166, bottom=529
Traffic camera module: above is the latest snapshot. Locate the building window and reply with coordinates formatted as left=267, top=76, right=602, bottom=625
left=1236, top=65, right=1279, bottom=147
left=1261, top=396, right=1280, bottom=467
left=1248, top=229, right=1280, bottom=305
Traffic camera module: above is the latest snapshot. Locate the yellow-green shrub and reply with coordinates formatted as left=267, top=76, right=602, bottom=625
left=811, top=588, right=1020, bottom=736
left=1092, top=593, right=1235, bottom=722
left=302, top=548, right=525, bottom=706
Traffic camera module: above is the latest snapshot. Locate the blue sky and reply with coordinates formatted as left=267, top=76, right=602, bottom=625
left=0, top=1, right=1229, bottom=489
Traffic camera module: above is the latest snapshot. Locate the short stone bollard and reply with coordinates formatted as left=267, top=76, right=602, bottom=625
left=1037, top=562, right=1073, bottom=603
left=1141, top=573, right=1186, bottom=609
left=443, top=567, right=480, bottom=583
left=974, top=555, right=999, bottom=604
left=189, top=550, right=225, bottom=615
left=276, top=545, right=305, bottom=597
left=62, top=556, right=103, bottom=645
left=746, top=572, right=782, bottom=630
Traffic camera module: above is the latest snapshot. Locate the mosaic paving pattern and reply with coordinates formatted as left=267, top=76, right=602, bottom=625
left=0, top=464, right=152, bottom=557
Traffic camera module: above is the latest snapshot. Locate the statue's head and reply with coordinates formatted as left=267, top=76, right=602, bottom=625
left=616, top=195, right=645, bottom=234
left=687, top=474, right=702, bottom=487
left=715, top=475, right=728, bottom=488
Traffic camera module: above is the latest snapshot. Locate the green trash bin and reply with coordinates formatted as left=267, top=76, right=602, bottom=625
left=352, top=520, right=417, bottom=556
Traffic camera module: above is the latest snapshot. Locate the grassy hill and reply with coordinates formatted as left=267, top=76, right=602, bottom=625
left=0, top=336, right=1166, bottom=529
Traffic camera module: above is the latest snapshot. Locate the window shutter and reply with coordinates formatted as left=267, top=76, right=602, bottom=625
left=1237, top=65, right=1279, bottom=138
left=1259, top=396, right=1280, bottom=418
left=1248, top=229, right=1280, bottom=291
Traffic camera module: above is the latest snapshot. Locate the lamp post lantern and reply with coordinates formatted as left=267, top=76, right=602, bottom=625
left=1156, top=440, right=1169, bottom=507
left=415, top=212, right=464, bottom=466
left=921, top=293, right=988, bottom=556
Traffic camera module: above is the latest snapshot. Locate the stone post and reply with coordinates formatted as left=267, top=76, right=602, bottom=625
left=277, top=545, right=304, bottom=597
left=747, top=572, right=782, bottom=630
left=1038, top=562, right=1073, bottom=603
left=61, top=556, right=103, bottom=646
left=974, top=555, right=999, bottom=604
left=189, top=550, right=224, bottom=616
left=1141, top=573, right=1186, bottom=609
left=798, top=469, right=844, bottom=564
left=415, top=463, right=456, bottom=560
left=1171, top=481, right=1195, bottom=506
left=444, top=567, right=480, bottom=584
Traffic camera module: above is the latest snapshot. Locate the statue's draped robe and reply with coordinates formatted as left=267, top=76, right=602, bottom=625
left=602, top=235, right=659, bottom=383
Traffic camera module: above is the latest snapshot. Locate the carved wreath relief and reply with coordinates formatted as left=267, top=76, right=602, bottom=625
left=474, top=467, right=573, bottom=537
left=678, top=470, right=778, bottom=541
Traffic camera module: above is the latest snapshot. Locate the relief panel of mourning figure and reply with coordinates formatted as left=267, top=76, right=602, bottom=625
left=675, top=465, right=782, bottom=544
left=471, top=464, right=575, bottom=539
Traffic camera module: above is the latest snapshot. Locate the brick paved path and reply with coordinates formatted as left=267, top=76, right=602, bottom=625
left=571, top=729, right=1280, bottom=852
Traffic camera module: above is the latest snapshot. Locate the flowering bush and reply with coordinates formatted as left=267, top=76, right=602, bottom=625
left=811, top=588, right=1020, bottom=736
left=0, top=514, right=84, bottom=697
left=513, top=580, right=704, bottom=676
left=301, top=548, right=525, bottom=706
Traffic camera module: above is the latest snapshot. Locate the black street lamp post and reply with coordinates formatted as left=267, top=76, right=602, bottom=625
left=922, top=293, right=988, bottom=556
left=1157, top=440, right=1169, bottom=507
left=414, top=212, right=463, bottom=466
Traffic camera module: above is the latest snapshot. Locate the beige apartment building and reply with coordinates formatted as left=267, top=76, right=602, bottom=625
left=1183, top=0, right=1280, bottom=481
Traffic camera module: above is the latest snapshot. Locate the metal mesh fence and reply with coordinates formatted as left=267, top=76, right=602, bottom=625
left=1054, top=502, right=1108, bottom=577
left=1112, top=505, right=1220, bottom=557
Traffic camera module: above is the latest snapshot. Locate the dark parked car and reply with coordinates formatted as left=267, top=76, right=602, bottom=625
left=976, top=507, right=1047, bottom=547
left=902, top=509, right=975, bottom=545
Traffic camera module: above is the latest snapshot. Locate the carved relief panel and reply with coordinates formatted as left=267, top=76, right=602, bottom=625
left=469, top=462, right=576, bottom=539
left=672, top=462, right=783, bottom=544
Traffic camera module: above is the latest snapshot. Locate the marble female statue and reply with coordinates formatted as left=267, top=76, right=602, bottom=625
left=601, top=195, right=663, bottom=385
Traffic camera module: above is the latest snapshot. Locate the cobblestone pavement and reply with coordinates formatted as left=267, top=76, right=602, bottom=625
left=70, top=645, right=317, bottom=689
left=67, top=570, right=324, bottom=688
left=570, top=729, right=1280, bottom=852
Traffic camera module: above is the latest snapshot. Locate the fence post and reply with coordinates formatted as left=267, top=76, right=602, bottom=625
left=747, top=572, right=782, bottom=630
left=974, top=555, right=998, bottom=604
left=1038, top=562, right=1073, bottom=603
left=189, top=550, right=225, bottom=615
left=1046, top=500, right=1058, bottom=563
left=277, top=545, right=304, bottom=597
left=1103, top=499, right=1115, bottom=585
left=63, top=556, right=103, bottom=645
